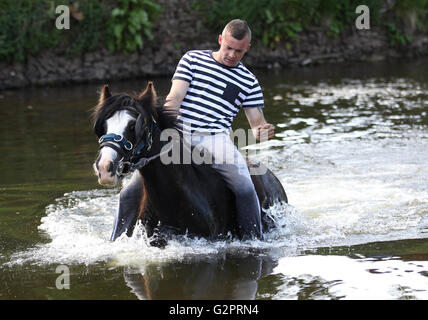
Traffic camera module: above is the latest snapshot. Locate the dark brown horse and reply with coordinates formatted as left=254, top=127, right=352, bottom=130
left=92, top=82, right=287, bottom=244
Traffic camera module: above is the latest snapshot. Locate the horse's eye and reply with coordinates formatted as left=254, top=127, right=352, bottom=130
left=129, top=123, right=135, bottom=131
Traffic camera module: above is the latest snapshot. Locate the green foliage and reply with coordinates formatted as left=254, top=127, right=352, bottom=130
left=394, top=0, right=428, bottom=31
left=105, top=0, right=162, bottom=53
left=196, top=0, right=385, bottom=47
left=384, top=0, right=428, bottom=46
left=385, top=22, right=412, bottom=46
left=194, top=0, right=426, bottom=48
left=316, top=0, right=383, bottom=36
left=1, top=0, right=428, bottom=63
left=194, top=0, right=315, bottom=48
left=395, top=0, right=428, bottom=14
left=0, top=0, right=61, bottom=62
left=63, top=1, right=107, bottom=56
left=0, top=0, right=161, bottom=63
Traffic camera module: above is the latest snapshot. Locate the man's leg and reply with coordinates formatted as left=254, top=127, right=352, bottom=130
left=214, top=161, right=263, bottom=239
left=192, top=133, right=263, bottom=239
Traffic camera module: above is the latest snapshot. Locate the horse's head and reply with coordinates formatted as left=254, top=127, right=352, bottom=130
left=92, top=82, right=157, bottom=186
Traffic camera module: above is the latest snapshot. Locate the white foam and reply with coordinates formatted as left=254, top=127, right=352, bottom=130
left=272, top=255, right=428, bottom=300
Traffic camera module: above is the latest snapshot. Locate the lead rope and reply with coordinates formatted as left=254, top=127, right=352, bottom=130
left=129, top=142, right=173, bottom=172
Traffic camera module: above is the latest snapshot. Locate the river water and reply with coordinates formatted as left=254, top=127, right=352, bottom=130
left=0, top=58, right=427, bottom=300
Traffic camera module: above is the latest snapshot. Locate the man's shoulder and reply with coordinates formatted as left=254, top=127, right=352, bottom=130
left=183, top=50, right=211, bottom=59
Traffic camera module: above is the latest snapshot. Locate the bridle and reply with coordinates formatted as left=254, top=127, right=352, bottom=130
left=97, top=109, right=166, bottom=177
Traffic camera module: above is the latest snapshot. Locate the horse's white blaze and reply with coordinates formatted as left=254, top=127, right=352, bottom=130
left=95, top=110, right=135, bottom=186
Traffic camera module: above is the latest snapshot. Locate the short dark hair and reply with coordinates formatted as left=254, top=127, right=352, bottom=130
left=224, top=19, right=251, bottom=42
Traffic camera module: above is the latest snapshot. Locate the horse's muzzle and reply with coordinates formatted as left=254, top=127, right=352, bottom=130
left=94, top=154, right=119, bottom=187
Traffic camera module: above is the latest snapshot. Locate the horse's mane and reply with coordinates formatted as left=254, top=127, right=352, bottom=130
left=91, top=88, right=178, bottom=133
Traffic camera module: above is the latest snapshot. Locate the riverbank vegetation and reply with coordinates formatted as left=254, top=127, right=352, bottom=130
left=0, top=0, right=161, bottom=63
left=0, top=0, right=427, bottom=63
left=195, top=0, right=427, bottom=48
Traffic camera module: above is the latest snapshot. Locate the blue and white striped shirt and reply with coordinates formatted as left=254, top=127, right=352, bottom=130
left=172, top=50, right=264, bottom=133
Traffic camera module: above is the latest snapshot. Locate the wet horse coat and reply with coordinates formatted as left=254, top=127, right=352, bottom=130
left=92, top=83, right=287, bottom=242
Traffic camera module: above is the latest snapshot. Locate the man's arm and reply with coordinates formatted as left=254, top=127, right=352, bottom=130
left=164, top=79, right=190, bottom=110
left=244, top=107, right=275, bottom=141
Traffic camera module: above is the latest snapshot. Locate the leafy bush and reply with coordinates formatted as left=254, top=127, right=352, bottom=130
left=1, top=0, right=427, bottom=63
left=194, top=0, right=315, bottom=47
left=63, top=1, right=108, bottom=56
left=385, top=22, right=412, bottom=46
left=194, top=0, right=426, bottom=48
left=0, top=0, right=161, bottom=63
left=0, top=0, right=61, bottom=62
left=105, top=0, right=162, bottom=53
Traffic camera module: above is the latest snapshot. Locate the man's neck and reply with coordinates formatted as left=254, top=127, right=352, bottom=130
left=212, top=51, right=220, bottom=63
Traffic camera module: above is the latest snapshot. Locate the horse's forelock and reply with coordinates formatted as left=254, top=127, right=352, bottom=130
left=92, top=94, right=136, bottom=123
left=92, top=94, right=140, bottom=137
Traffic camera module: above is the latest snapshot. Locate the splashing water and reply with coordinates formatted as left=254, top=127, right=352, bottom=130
left=8, top=187, right=300, bottom=267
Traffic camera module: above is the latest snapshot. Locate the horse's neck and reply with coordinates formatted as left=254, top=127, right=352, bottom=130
left=139, top=129, right=211, bottom=191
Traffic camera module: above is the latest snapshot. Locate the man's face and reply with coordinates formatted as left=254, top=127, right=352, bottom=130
left=216, top=31, right=251, bottom=67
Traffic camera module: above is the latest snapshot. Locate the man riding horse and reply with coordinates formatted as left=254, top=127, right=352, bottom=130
left=164, top=19, right=274, bottom=239
left=105, top=19, right=278, bottom=241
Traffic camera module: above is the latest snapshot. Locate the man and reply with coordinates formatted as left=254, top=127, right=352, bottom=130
left=164, top=19, right=274, bottom=239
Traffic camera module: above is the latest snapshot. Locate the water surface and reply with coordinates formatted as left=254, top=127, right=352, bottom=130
left=1, top=59, right=428, bottom=299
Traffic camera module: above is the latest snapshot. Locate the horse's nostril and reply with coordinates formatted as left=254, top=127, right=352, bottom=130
left=107, top=162, right=113, bottom=173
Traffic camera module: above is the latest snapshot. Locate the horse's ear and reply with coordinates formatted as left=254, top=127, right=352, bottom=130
left=99, top=84, right=112, bottom=104
left=92, top=85, right=111, bottom=137
left=137, top=81, right=157, bottom=108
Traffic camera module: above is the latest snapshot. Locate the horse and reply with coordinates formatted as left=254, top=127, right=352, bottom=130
left=92, top=82, right=287, bottom=245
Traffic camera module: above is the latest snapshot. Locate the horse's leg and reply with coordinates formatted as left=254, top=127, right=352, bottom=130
left=110, top=171, right=143, bottom=241
left=141, top=208, right=168, bottom=248
left=248, top=158, right=288, bottom=231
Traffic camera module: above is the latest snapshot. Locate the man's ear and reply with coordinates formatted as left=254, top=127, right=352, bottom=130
left=246, top=42, right=251, bottom=53
left=218, top=34, right=222, bottom=46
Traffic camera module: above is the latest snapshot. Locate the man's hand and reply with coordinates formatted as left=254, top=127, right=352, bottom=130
left=253, top=123, right=275, bottom=141
left=244, top=107, right=275, bottom=141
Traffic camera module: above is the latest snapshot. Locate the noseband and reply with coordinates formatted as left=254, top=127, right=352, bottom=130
left=99, top=133, right=134, bottom=156
left=98, top=133, right=135, bottom=177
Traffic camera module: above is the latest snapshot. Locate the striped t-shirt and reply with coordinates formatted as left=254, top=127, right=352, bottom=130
left=172, top=50, right=264, bottom=133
